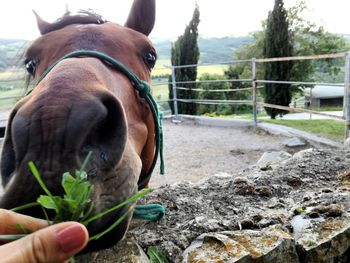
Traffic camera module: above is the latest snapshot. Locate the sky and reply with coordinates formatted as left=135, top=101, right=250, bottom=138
left=1, top=0, right=350, bottom=40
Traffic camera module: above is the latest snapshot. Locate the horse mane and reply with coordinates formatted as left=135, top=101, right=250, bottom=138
left=40, top=10, right=107, bottom=34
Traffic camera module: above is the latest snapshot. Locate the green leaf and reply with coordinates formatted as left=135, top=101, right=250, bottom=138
left=77, top=170, right=88, bottom=180
left=62, top=172, right=76, bottom=194
left=294, top=207, right=306, bottom=215
left=37, top=195, right=59, bottom=211
left=20, top=151, right=153, bottom=244
left=62, top=198, right=78, bottom=212
left=69, top=181, right=91, bottom=202
left=147, top=246, right=169, bottom=263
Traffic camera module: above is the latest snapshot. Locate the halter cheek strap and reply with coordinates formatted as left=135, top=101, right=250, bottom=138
left=26, top=50, right=164, bottom=188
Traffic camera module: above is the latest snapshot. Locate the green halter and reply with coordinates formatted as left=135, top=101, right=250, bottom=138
left=27, top=50, right=165, bottom=188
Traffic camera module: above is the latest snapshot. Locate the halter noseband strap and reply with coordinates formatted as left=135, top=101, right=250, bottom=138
left=26, top=50, right=164, bottom=189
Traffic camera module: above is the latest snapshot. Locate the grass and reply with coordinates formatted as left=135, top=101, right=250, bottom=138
left=261, top=119, right=345, bottom=142
left=152, top=85, right=168, bottom=101
left=317, top=106, right=343, bottom=112
left=0, top=87, right=24, bottom=111
left=0, top=70, right=26, bottom=111
left=201, top=112, right=345, bottom=142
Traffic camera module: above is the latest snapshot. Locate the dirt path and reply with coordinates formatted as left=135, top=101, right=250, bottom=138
left=149, top=119, right=297, bottom=188
left=0, top=119, right=298, bottom=193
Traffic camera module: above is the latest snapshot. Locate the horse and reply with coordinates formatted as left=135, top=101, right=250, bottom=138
left=0, top=0, right=162, bottom=251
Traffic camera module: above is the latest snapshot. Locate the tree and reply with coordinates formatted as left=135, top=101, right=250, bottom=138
left=168, top=5, right=200, bottom=115
left=197, top=73, right=230, bottom=115
left=226, top=0, right=350, bottom=107
left=224, top=67, right=252, bottom=114
left=263, top=0, right=293, bottom=119
left=287, top=0, right=349, bottom=83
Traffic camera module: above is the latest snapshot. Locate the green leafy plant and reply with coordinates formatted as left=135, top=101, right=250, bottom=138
left=147, top=246, right=169, bottom=263
left=294, top=207, right=307, bottom=215
left=0, top=152, right=152, bottom=242
left=30, top=151, right=94, bottom=223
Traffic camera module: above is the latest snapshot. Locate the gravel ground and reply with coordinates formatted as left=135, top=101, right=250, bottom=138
left=0, top=119, right=301, bottom=193
left=149, top=119, right=300, bottom=188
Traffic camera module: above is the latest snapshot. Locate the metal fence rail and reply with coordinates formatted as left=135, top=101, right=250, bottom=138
left=1, top=52, right=349, bottom=139
left=259, top=102, right=344, bottom=120
left=157, top=51, right=350, bottom=139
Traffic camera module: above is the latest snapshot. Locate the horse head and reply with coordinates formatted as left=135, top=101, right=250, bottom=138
left=0, top=0, right=159, bottom=251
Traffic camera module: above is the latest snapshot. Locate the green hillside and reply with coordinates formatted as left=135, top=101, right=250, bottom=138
left=0, top=39, right=28, bottom=70
left=0, top=36, right=252, bottom=72
left=153, top=36, right=253, bottom=65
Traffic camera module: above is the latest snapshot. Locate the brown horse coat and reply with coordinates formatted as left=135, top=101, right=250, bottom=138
left=0, top=0, right=158, bottom=250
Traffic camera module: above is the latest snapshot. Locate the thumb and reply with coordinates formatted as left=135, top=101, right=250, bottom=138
left=0, top=222, right=89, bottom=263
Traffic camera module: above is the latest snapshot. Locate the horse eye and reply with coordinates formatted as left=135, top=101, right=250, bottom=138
left=24, top=59, right=36, bottom=76
left=143, top=51, right=156, bottom=70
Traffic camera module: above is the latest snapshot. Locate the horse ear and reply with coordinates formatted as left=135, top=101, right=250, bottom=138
left=124, top=0, right=155, bottom=36
left=33, top=10, right=51, bottom=35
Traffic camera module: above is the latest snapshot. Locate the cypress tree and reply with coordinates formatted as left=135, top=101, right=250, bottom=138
left=168, top=5, right=200, bottom=115
left=263, top=0, right=293, bottom=119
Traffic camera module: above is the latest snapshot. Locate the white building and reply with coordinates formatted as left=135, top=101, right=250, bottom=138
left=304, top=85, right=344, bottom=108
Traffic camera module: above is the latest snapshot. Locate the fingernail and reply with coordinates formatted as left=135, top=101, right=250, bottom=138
left=56, top=224, right=87, bottom=253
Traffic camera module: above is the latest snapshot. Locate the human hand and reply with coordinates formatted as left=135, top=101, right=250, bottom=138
left=0, top=209, right=89, bottom=263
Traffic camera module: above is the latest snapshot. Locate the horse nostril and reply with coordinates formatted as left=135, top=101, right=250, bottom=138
left=80, top=94, right=127, bottom=169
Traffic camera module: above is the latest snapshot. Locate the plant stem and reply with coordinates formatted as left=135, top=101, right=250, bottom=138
left=82, top=188, right=152, bottom=225
left=0, top=234, right=27, bottom=241
left=79, top=151, right=92, bottom=175
left=28, top=161, right=53, bottom=198
left=89, top=203, right=136, bottom=241
left=11, top=202, right=40, bottom=212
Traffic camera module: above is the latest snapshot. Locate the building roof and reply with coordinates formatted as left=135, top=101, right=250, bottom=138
left=304, top=85, right=344, bottom=99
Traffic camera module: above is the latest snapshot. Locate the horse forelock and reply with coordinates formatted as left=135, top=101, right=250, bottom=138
left=41, top=10, right=107, bottom=34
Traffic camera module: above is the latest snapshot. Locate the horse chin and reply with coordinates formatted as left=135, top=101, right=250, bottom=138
left=81, top=143, right=141, bottom=250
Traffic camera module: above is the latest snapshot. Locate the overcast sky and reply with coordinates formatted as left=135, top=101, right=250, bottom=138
left=1, top=0, right=350, bottom=40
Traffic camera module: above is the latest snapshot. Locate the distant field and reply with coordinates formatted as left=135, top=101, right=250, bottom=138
left=0, top=70, right=25, bottom=80
left=151, top=77, right=170, bottom=112
left=0, top=87, right=23, bottom=111
left=151, top=63, right=228, bottom=113
left=152, top=64, right=228, bottom=77
left=0, top=70, right=26, bottom=110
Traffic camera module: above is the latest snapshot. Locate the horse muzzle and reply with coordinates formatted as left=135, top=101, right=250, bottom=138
left=0, top=80, right=128, bottom=211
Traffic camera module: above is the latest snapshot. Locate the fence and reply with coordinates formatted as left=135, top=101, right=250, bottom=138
left=1, top=52, right=350, bottom=139
left=153, top=52, right=350, bottom=139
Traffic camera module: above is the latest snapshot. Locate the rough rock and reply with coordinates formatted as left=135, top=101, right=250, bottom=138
left=256, top=150, right=292, bottom=169
left=78, top=148, right=350, bottom=263
left=77, top=239, right=150, bottom=263
left=283, top=137, right=306, bottom=148
left=344, top=137, right=350, bottom=150
left=183, top=225, right=299, bottom=263
left=296, top=216, right=350, bottom=263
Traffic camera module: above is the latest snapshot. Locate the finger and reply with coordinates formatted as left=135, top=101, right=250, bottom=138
left=0, top=222, right=88, bottom=263
left=0, top=209, right=48, bottom=235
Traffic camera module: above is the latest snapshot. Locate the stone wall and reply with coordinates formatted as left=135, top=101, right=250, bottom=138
left=78, top=148, right=350, bottom=262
